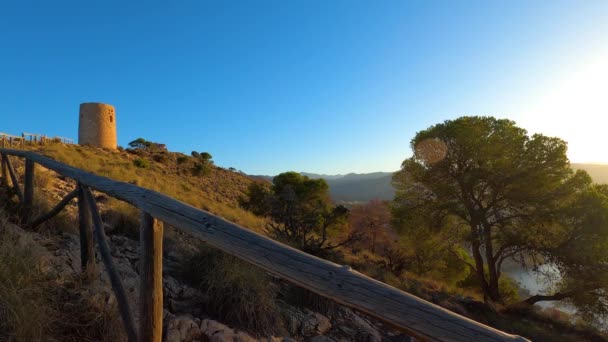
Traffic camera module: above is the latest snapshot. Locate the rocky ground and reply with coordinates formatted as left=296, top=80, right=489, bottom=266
left=3, top=212, right=413, bottom=342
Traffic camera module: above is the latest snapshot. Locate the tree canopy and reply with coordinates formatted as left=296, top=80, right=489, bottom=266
left=241, top=172, right=356, bottom=255
left=392, top=116, right=608, bottom=314
left=128, top=138, right=167, bottom=151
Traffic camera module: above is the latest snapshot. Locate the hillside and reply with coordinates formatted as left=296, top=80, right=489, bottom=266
left=27, top=144, right=267, bottom=232
left=1, top=143, right=606, bottom=341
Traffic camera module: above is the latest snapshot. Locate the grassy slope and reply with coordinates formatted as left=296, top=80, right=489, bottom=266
left=27, top=144, right=267, bottom=232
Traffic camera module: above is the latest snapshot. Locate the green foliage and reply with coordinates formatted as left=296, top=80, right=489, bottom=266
left=243, top=172, right=355, bottom=255
left=392, top=116, right=593, bottom=305
left=498, top=277, right=520, bottom=304
left=240, top=182, right=272, bottom=216
left=152, top=152, right=169, bottom=164
left=133, top=158, right=150, bottom=168
left=541, top=184, right=608, bottom=322
left=176, top=155, right=189, bottom=164
left=191, top=162, right=211, bottom=176
left=189, top=151, right=214, bottom=176
left=191, top=151, right=213, bottom=163
left=199, top=152, right=212, bottom=162
left=178, top=246, right=283, bottom=336
left=128, top=138, right=167, bottom=152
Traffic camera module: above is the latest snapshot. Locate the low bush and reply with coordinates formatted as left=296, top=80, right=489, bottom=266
left=152, top=153, right=169, bottom=164
left=178, top=245, right=283, bottom=336
left=191, top=162, right=211, bottom=176
left=133, top=158, right=150, bottom=168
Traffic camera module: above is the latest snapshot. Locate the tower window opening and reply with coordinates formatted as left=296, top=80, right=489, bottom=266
left=110, top=115, right=113, bottom=123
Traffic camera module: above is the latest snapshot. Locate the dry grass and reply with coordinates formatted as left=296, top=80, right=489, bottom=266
left=28, top=144, right=267, bottom=233
left=0, top=208, right=125, bottom=342
left=0, top=215, right=53, bottom=341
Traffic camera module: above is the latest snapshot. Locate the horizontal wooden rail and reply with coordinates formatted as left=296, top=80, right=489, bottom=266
left=0, top=133, right=23, bottom=139
left=29, top=188, right=78, bottom=229
left=0, top=148, right=528, bottom=342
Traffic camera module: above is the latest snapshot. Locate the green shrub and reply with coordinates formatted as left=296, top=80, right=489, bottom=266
left=152, top=153, right=169, bottom=164
left=176, top=156, right=189, bottom=164
left=191, top=162, right=211, bottom=176
left=178, top=246, right=283, bottom=336
left=498, top=276, right=521, bottom=304
left=133, top=158, right=150, bottom=168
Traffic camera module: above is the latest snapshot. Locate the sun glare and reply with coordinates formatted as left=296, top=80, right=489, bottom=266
left=518, top=52, right=608, bottom=164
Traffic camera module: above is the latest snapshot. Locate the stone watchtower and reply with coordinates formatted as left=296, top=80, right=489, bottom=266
left=78, top=102, right=117, bottom=150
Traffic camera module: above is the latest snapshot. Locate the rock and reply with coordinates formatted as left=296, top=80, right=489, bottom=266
left=165, top=328, right=182, bottom=342
left=301, top=311, right=331, bottom=336
left=331, top=308, right=381, bottom=342
left=307, top=336, right=336, bottom=342
left=280, top=303, right=331, bottom=337
left=200, top=319, right=258, bottom=342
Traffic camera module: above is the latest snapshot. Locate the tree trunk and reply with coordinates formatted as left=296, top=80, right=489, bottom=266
left=371, top=229, right=376, bottom=254
left=471, top=241, right=491, bottom=301
left=483, top=227, right=502, bottom=303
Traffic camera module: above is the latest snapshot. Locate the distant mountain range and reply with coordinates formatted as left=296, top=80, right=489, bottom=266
left=253, top=172, right=396, bottom=203
left=301, top=172, right=396, bottom=203
left=572, top=163, right=608, bottom=184
left=256, top=163, right=608, bottom=204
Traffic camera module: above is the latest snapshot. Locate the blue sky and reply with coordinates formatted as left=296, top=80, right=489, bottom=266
left=1, top=1, right=607, bottom=175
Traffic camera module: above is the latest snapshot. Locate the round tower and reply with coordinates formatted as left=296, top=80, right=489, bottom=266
left=78, top=102, right=117, bottom=149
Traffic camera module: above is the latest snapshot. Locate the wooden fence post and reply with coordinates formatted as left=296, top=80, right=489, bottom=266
left=139, top=212, right=164, bottom=342
left=22, top=159, right=35, bottom=222
left=77, top=184, right=96, bottom=279
left=83, top=187, right=138, bottom=342
left=1, top=154, right=6, bottom=188
left=4, top=155, right=23, bottom=202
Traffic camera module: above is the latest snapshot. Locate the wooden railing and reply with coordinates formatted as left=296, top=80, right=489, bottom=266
left=0, top=148, right=529, bottom=342
left=0, top=132, right=74, bottom=149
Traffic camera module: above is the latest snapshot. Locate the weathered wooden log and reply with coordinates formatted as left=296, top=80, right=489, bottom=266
left=0, top=149, right=527, bottom=342
left=77, top=184, right=96, bottom=278
left=29, top=188, right=78, bottom=229
left=139, top=212, right=164, bottom=342
left=82, top=186, right=138, bottom=342
left=4, top=154, right=23, bottom=202
left=22, top=158, right=35, bottom=222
